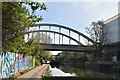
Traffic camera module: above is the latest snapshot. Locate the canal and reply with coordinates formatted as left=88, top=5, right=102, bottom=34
left=42, top=63, right=120, bottom=80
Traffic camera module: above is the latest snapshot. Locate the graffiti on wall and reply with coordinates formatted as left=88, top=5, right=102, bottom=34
left=14, top=53, right=33, bottom=76
left=0, top=52, right=16, bottom=78
left=0, top=52, right=33, bottom=79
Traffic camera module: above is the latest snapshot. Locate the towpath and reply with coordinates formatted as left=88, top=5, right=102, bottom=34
left=15, top=64, right=49, bottom=80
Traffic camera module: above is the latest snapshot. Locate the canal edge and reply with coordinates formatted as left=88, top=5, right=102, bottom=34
left=37, top=64, right=49, bottom=78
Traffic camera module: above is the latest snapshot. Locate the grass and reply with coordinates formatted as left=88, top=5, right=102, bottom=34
left=8, top=67, right=35, bottom=79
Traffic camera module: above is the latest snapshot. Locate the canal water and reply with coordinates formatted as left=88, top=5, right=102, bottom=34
left=45, top=66, right=75, bottom=77
left=44, top=64, right=120, bottom=79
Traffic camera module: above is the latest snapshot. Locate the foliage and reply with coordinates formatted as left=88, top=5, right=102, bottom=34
left=2, top=2, right=29, bottom=51
left=50, top=55, right=56, bottom=60
left=8, top=74, right=17, bottom=79
left=33, top=32, right=53, bottom=59
left=1, top=2, right=53, bottom=79
left=25, top=33, right=52, bottom=63
left=42, top=51, right=52, bottom=59
left=85, top=21, right=104, bottom=60
left=26, top=38, right=44, bottom=56
left=25, top=2, right=47, bottom=22
left=2, top=2, right=47, bottom=52
left=2, top=2, right=52, bottom=63
left=85, top=21, right=103, bottom=43
left=34, top=32, right=53, bottom=44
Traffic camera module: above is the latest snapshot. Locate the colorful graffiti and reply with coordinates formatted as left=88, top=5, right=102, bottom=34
left=0, top=52, right=33, bottom=79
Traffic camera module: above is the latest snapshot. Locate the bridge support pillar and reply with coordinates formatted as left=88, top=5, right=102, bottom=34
left=78, top=34, right=80, bottom=46
left=69, top=30, right=71, bottom=46
left=54, top=33, right=55, bottom=44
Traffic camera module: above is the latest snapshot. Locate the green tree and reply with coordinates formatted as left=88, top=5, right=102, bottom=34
left=85, top=21, right=104, bottom=60
left=33, top=32, right=53, bottom=59
left=42, top=51, right=52, bottom=59
left=24, top=38, right=45, bottom=66
left=25, top=38, right=44, bottom=56
left=2, top=2, right=47, bottom=51
left=2, top=2, right=51, bottom=67
left=34, top=32, right=53, bottom=44
left=85, top=21, right=103, bottom=44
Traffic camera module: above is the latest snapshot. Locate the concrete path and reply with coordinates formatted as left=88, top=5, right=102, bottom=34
left=15, top=64, right=49, bottom=80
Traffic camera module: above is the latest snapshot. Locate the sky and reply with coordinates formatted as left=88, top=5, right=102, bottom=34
left=35, top=2, right=118, bottom=34
left=28, top=0, right=120, bottom=55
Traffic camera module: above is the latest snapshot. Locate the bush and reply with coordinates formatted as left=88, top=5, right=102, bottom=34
left=9, top=74, right=17, bottom=79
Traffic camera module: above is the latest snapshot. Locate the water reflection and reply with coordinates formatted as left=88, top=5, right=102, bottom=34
left=49, top=66, right=75, bottom=76
left=45, top=63, right=120, bottom=78
left=50, top=59, right=60, bottom=68
left=60, top=64, right=114, bottom=78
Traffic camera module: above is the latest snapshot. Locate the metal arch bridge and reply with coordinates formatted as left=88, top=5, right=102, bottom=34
left=26, top=24, right=96, bottom=52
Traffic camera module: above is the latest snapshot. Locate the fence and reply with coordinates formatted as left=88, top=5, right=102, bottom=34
left=0, top=52, right=33, bottom=79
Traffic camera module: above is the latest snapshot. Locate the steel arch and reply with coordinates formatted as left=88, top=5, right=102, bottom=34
left=26, top=30, right=83, bottom=45
left=30, top=24, right=96, bottom=45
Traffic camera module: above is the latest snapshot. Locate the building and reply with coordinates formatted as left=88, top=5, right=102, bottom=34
left=102, top=14, right=120, bottom=61
left=103, top=14, right=120, bottom=44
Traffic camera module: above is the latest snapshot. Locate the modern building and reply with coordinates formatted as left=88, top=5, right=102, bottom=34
left=102, top=13, right=120, bottom=61
left=103, top=14, right=120, bottom=44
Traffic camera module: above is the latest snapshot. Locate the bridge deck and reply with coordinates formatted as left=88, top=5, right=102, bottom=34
left=39, top=44, right=95, bottom=52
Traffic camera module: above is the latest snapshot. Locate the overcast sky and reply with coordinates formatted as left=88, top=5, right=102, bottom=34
left=30, top=0, right=119, bottom=55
